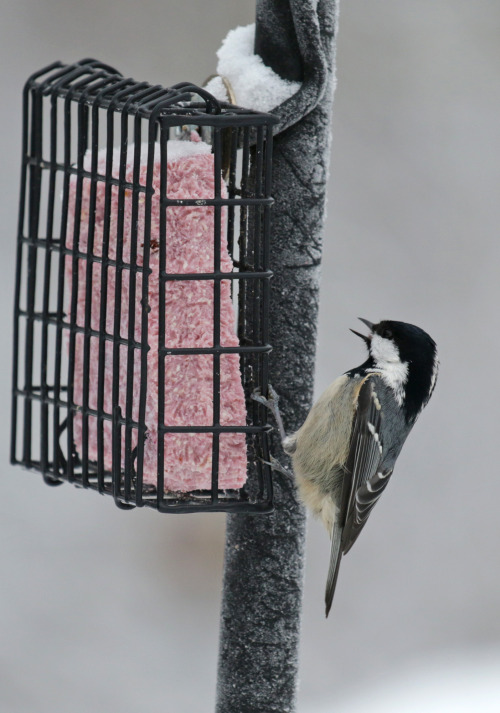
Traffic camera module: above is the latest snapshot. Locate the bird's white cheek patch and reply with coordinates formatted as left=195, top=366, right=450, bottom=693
left=370, top=334, right=400, bottom=364
left=369, top=334, right=409, bottom=405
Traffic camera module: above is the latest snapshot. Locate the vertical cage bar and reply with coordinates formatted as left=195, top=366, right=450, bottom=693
left=133, top=115, right=155, bottom=506
left=53, top=91, right=72, bottom=479
left=118, top=88, right=151, bottom=504
left=226, top=127, right=238, bottom=260
left=113, top=85, right=159, bottom=505
left=157, top=119, right=167, bottom=504
left=261, top=123, right=273, bottom=403
left=211, top=126, right=222, bottom=503
left=253, top=126, right=264, bottom=359
left=237, top=127, right=250, bottom=348
left=259, top=122, right=274, bottom=497
left=39, top=89, right=60, bottom=476
left=65, top=82, right=89, bottom=482
left=55, top=71, right=106, bottom=481
left=22, top=85, right=43, bottom=466
left=241, top=126, right=255, bottom=449
left=45, top=66, right=93, bottom=482
left=95, top=98, right=115, bottom=484
left=96, top=85, right=133, bottom=487
left=123, top=110, right=144, bottom=503
left=80, top=78, right=107, bottom=486
left=78, top=77, right=107, bottom=488
left=253, top=126, right=265, bottom=478
left=11, top=81, right=32, bottom=465
left=111, top=95, right=131, bottom=502
left=92, top=81, right=134, bottom=490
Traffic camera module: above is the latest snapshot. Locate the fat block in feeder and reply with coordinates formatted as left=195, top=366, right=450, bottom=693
left=66, top=140, right=248, bottom=491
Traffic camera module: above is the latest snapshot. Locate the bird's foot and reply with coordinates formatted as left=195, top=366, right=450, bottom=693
left=252, top=384, right=279, bottom=410
left=252, top=385, right=287, bottom=443
left=259, top=455, right=294, bottom=480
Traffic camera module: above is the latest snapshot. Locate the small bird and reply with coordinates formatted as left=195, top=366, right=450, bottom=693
left=255, top=319, right=439, bottom=617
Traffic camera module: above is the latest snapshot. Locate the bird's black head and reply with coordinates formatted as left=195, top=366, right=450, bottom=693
left=351, top=318, right=439, bottom=421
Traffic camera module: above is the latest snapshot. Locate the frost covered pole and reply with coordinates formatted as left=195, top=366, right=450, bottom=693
left=216, top=2, right=339, bottom=711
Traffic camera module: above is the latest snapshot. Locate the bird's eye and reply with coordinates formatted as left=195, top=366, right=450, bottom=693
left=381, top=328, right=393, bottom=340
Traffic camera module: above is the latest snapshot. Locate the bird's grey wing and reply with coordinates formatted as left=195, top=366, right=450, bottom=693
left=325, top=517, right=343, bottom=618
left=341, top=377, right=387, bottom=554
left=325, top=376, right=383, bottom=615
left=343, top=466, right=394, bottom=554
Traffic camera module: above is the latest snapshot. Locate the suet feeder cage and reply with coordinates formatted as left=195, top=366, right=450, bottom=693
left=11, top=58, right=277, bottom=514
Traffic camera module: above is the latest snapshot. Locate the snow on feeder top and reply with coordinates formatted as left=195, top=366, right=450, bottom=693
left=11, top=58, right=276, bottom=514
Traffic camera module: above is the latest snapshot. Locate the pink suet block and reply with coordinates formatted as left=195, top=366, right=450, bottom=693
left=66, top=141, right=248, bottom=491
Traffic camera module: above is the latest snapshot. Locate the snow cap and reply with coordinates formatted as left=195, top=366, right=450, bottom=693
left=205, top=24, right=301, bottom=112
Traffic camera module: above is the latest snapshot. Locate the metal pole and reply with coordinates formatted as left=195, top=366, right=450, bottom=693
left=216, top=2, right=338, bottom=711
left=254, top=0, right=303, bottom=82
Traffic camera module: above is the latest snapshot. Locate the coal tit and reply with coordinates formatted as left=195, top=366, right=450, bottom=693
left=256, top=319, right=438, bottom=617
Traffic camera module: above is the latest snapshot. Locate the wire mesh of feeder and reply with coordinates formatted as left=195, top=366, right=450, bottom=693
left=11, top=58, right=277, bottom=514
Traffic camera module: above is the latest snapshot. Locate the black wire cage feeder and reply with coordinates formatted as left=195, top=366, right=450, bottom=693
left=11, top=58, right=277, bottom=514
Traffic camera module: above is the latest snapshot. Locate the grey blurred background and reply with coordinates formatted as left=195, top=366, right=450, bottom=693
left=1, top=1, right=499, bottom=711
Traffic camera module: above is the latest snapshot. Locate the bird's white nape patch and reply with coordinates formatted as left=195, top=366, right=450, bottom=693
left=368, top=334, right=409, bottom=405
left=429, top=350, right=439, bottom=397
left=416, top=347, right=439, bottom=415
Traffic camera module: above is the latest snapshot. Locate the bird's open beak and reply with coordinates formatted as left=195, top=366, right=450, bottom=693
left=350, top=318, right=374, bottom=346
left=358, top=318, right=374, bottom=331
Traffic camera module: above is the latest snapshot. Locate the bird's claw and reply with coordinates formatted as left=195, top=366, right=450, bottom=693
left=258, top=455, right=294, bottom=480
left=252, top=384, right=288, bottom=445
left=252, top=386, right=279, bottom=410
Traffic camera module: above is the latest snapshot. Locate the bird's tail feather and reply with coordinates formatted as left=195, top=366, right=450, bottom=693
left=325, top=521, right=343, bottom=617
